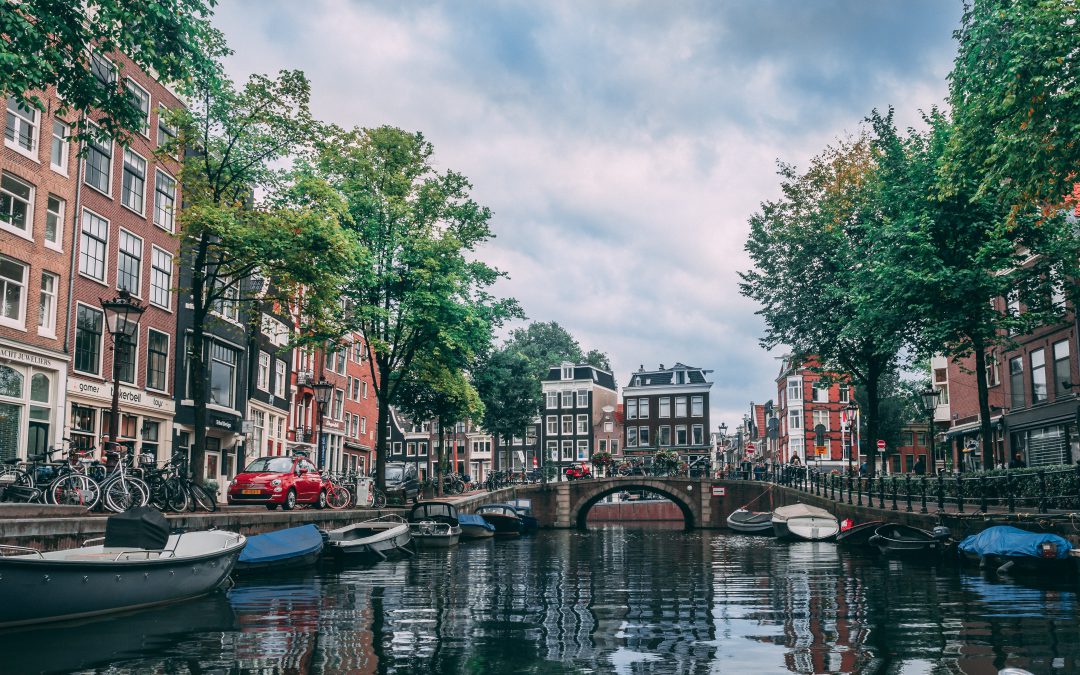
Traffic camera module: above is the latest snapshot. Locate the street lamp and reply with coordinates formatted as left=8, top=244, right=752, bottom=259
left=312, top=378, right=334, bottom=470
left=920, top=387, right=938, bottom=474
left=717, top=423, right=728, bottom=476
left=100, top=290, right=145, bottom=455
left=844, top=401, right=858, bottom=475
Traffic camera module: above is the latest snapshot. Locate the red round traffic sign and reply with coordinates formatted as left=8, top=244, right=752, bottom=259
left=876, top=439, right=886, bottom=449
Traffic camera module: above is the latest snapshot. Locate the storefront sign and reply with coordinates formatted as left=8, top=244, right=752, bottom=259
left=67, top=378, right=176, bottom=413
left=0, top=345, right=64, bottom=370
left=210, top=412, right=241, bottom=432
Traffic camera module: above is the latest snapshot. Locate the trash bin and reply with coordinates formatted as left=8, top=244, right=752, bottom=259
left=355, top=477, right=372, bottom=506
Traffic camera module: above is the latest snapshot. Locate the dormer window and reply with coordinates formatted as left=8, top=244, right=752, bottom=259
left=675, top=371, right=685, bottom=385
left=562, top=365, right=573, bottom=380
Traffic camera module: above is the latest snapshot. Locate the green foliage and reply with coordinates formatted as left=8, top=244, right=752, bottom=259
left=946, top=0, right=1080, bottom=209
left=653, top=449, right=680, bottom=476
left=504, top=321, right=611, bottom=380
left=473, top=348, right=537, bottom=449
left=1, top=0, right=228, bottom=143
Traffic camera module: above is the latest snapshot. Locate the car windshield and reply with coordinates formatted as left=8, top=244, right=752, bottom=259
left=244, top=457, right=294, bottom=473
left=385, top=466, right=404, bottom=481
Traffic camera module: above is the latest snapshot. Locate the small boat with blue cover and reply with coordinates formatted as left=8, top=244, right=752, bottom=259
left=235, top=524, right=324, bottom=573
left=507, top=499, right=539, bottom=533
left=459, top=513, right=496, bottom=539
left=958, top=525, right=1075, bottom=575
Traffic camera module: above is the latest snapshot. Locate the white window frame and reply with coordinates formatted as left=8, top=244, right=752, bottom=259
left=4, top=96, right=39, bottom=158
left=116, top=228, right=143, bottom=297
left=83, top=127, right=113, bottom=197
left=0, top=255, right=28, bottom=329
left=638, top=398, right=650, bottom=419
left=561, top=390, right=573, bottom=408
left=675, top=396, right=687, bottom=418
left=274, top=359, right=286, bottom=398
left=44, top=194, right=63, bottom=251
left=121, top=148, right=147, bottom=215
left=812, top=409, right=830, bottom=431
left=0, top=171, right=35, bottom=240
left=627, top=427, right=638, bottom=447
left=257, top=351, right=271, bottom=391
left=81, top=210, right=110, bottom=282
left=74, top=302, right=104, bottom=376
left=638, top=426, right=650, bottom=447
left=50, top=120, right=69, bottom=174
left=561, top=415, right=573, bottom=435
left=691, top=395, right=703, bottom=417
left=626, top=398, right=637, bottom=420
left=576, top=439, right=589, bottom=461
left=675, top=425, right=687, bottom=446
left=561, top=440, right=573, bottom=460
left=125, top=79, right=151, bottom=137
left=546, top=415, right=557, bottom=435
left=576, top=414, right=588, bottom=434
left=153, top=170, right=176, bottom=232
left=813, top=383, right=829, bottom=403
left=333, top=389, right=344, bottom=420
left=659, top=397, right=670, bottom=418
left=788, top=407, right=803, bottom=431
left=692, top=424, right=704, bottom=446
left=576, top=389, right=588, bottom=407
left=150, top=246, right=172, bottom=310
left=37, top=270, right=58, bottom=337
left=115, top=320, right=139, bottom=385
left=787, top=376, right=803, bottom=403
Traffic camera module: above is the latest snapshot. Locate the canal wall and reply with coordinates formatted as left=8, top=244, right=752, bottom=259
left=586, top=500, right=683, bottom=522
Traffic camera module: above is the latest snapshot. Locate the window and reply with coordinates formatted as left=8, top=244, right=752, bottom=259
left=1031, top=348, right=1047, bottom=403
left=691, top=396, right=704, bottom=416
left=638, top=427, right=650, bottom=446
left=545, top=391, right=558, bottom=409
left=74, top=305, right=103, bottom=374
left=561, top=440, right=573, bottom=460
left=577, top=389, right=588, bottom=407
left=1, top=172, right=33, bottom=236
left=675, top=396, right=687, bottom=417
left=84, top=131, right=112, bottom=194
left=985, top=350, right=1000, bottom=386
left=675, top=425, right=687, bottom=445
left=79, top=210, right=108, bottom=282
left=406, top=442, right=416, bottom=457
left=659, top=397, right=671, bottom=418
left=546, top=416, right=557, bottom=435
left=576, top=439, right=589, bottom=460
left=333, top=389, right=344, bottom=420
left=1009, top=357, right=1025, bottom=411
left=576, top=414, right=588, bottom=434
left=626, top=399, right=637, bottom=420
left=1053, top=341, right=1070, bottom=398
left=38, top=272, right=57, bottom=335
left=212, top=277, right=239, bottom=322
left=117, top=230, right=142, bottom=295
left=362, top=381, right=368, bottom=399
left=121, top=150, right=146, bottom=214
left=360, top=416, right=367, bottom=434
left=813, top=384, right=829, bottom=403
left=4, top=96, right=37, bottom=155
left=115, top=318, right=137, bottom=384
left=627, top=427, right=637, bottom=447
left=50, top=121, right=69, bottom=173
left=527, top=426, right=537, bottom=444
left=0, top=256, right=27, bottom=327
left=153, top=171, right=177, bottom=232
left=692, top=425, right=704, bottom=445
left=562, top=365, right=573, bottom=380
left=812, top=409, right=830, bottom=431
left=561, top=415, right=573, bottom=435
left=147, top=330, right=169, bottom=392
left=257, top=352, right=270, bottom=391
left=787, top=377, right=803, bottom=402
left=788, top=407, right=802, bottom=430
left=157, top=106, right=177, bottom=150
left=611, top=439, right=619, bottom=454
left=546, top=440, right=558, bottom=461
left=275, top=360, right=286, bottom=398
left=789, top=436, right=804, bottom=459
left=91, top=52, right=116, bottom=85
left=839, top=386, right=850, bottom=403
left=561, top=390, right=573, bottom=407
left=209, top=342, right=237, bottom=407
left=658, top=426, right=671, bottom=446
left=125, top=80, right=151, bottom=136
left=638, top=398, right=650, bottom=419
left=44, top=195, right=63, bottom=248
left=604, top=421, right=614, bottom=433
left=150, top=247, right=172, bottom=309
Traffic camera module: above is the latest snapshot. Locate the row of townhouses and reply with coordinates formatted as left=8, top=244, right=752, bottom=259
left=0, top=57, right=382, bottom=498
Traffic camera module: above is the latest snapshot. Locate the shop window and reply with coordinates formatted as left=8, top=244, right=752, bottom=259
left=70, top=405, right=96, bottom=451
left=29, top=373, right=49, bottom=402
left=0, top=363, right=23, bottom=398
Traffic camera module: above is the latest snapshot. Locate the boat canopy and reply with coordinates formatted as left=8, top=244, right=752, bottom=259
left=239, top=524, right=324, bottom=564
left=958, top=526, right=1072, bottom=560
left=458, top=514, right=495, bottom=531
left=477, top=504, right=519, bottom=518
left=409, top=501, right=459, bottom=524
left=772, top=503, right=834, bottom=521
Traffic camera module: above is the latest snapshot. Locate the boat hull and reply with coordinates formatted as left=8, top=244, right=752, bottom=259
left=234, top=546, right=323, bottom=574
left=460, top=524, right=495, bottom=539
left=0, top=532, right=245, bottom=629
left=727, top=509, right=774, bottom=534
left=326, top=522, right=413, bottom=562
left=869, top=525, right=940, bottom=557
left=409, top=523, right=462, bottom=548
left=836, top=521, right=886, bottom=547
left=773, top=515, right=839, bottom=541
left=480, top=514, right=522, bottom=536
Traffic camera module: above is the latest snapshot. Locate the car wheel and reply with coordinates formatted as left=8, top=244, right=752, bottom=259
left=317, top=489, right=327, bottom=510
left=282, top=489, right=297, bottom=511
left=266, top=504, right=279, bottom=511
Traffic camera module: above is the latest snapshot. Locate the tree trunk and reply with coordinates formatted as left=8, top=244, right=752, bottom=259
left=374, top=361, right=391, bottom=491
left=973, top=341, right=994, bottom=471
left=863, top=363, right=881, bottom=478
left=188, top=234, right=211, bottom=484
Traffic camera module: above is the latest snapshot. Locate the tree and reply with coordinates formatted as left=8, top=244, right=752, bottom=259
left=503, top=321, right=611, bottom=379
left=474, top=347, right=539, bottom=471
left=853, top=371, right=924, bottom=469
left=2, top=0, right=228, bottom=142
left=740, top=134, right=906, bottom=476
left=946, top=0, right=1080, bottom=210
left=316, top=126, right=519, bottom=491
left=175, top=71, right=359, bottom=482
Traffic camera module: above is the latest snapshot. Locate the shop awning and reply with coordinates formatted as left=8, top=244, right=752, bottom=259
left=945, top=417, right=1002, bottom=440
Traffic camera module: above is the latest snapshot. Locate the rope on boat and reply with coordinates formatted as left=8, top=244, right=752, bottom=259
left=737, top=483, right=774, bottom=511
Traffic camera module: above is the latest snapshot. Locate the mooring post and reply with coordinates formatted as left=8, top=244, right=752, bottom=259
left=937, top=473, right=945, bottom=511
left=878, top=476, right=885, bottom=509
left=847, top=474, right=853, bottom=505
left=919, top=476, right=927, bottom=514
left=857, top=476, right=863, bottom=507
left=905, top=474, right=913, bottom=513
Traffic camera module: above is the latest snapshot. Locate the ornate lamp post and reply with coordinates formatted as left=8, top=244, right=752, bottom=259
left=717, top=423, right=728, bottom=474
left=844, top=400, right=858, bottom=475
left=312, top=378, right=334, bottom=470
left=920, top=387, right=938, bottom=474
left=100, top=290, right=145, bottom=455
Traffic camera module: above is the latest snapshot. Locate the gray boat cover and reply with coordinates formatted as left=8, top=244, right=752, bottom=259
left=771, top=503, right=835, bottom=521
left=104, top=506, right=169, bottom=550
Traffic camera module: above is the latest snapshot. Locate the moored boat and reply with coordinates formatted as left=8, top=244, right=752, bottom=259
left=325, top=514, right=413, bottom=562
left=459, top=513, right=496, bottom=539
left=868, top=523, right=942, bottom=557
left=476, top=503, right=523, bottom=536
left=0, top=508, right=245, bottom=629
left=958, top=525, right=1074, bottom=575
left=507, top=499, right=540, bottom=533
left=726, top=508, right=774, bottom=534
left=835, top=519, right=886, bottom=547
left=408, top=501, right=462, bottom=548
left=771, top=503, right=838, bottom=541
left=235, top=524, right=324, bottom=574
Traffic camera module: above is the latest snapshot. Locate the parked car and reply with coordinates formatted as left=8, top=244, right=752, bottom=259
left=228, top=456, right=327, bottom=510
left=383, top=462, right=420, bottom=504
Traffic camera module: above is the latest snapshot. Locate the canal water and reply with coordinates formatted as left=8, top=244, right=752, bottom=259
left=3, top=524, right=1079, bottom=674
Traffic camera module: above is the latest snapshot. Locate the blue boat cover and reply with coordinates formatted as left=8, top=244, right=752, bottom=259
left=239, top=524, right=324, bottom=563
left=459, top=514, right=495, bottom=531
left=958, top=525, right=1072, bottom=560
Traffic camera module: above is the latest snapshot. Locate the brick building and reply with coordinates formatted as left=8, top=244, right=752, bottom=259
left=542, top=362, right=618, bottom=474
left=775, top=356, right=854, bottom=472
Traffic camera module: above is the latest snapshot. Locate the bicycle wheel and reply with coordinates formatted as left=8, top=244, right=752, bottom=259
left=189, top=483, right=218, bottom=512
left=0, top=466, right=34, bottom=489
left=326, top=485, right=350, bottom=510
left=48, top=474, right=100, bottom=509
left=166, top=477, right=191, bottom=512
left=103, top=477, right=149, bottom=512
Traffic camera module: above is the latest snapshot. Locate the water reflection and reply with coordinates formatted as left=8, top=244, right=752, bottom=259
left=1, top=527, right=1078, bottom=673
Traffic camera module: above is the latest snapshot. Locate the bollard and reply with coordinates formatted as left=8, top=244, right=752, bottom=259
left=1038, top=469, right=1048, bottom=514
left=905, top=474, right=913, bottom=513
left=919, top=476, right=927, bottom=514
left=956, top=474, right=964, bottom=514
left=1006, top=470, right=1015, bottom=513
left=937, top=473, right=945, bottom=511
left=847, top=474, right=853, bottom=505
left=979, top=475, right=988, bottom=513
left=831, top=474, right=837, bottom=501
left=878, top=476, right=886, bottom=509
left=857, top=476, right=863, bottom=506
left=891, top=477, right=899, bottom=511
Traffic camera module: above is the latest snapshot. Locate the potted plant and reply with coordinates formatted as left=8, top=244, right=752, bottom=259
left=653, top=449, right=680, bottom=476
left=591, top=451, right=614, bottom=477
left=420, top=479, right=436, bottom=499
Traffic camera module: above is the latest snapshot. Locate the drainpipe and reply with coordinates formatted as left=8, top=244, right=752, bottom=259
left=62, top=112, right=88, bottom=354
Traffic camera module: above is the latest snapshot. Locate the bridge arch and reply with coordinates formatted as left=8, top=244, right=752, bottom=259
left=570, top=479, right=701, bottom=530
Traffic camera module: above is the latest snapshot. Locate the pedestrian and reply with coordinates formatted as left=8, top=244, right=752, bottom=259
left=859, top=461, right=868, bottom=477
left=913, top=456, right=926, bottom=476
left=1009, top=452, right=1026, bottom=469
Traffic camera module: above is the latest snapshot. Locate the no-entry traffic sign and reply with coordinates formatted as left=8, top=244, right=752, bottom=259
left=745, top=442, right=755, bottom=453
left=877, top=439, right=886, bottom=450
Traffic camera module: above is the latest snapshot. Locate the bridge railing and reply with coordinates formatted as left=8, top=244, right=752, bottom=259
left=761, top=464, right=1080, bottom=515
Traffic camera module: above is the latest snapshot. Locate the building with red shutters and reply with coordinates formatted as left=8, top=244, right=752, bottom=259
left=775, top=355, right=855, bottom=472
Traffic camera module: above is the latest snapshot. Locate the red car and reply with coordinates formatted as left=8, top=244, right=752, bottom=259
left=228, top=456, right=327, bottom=510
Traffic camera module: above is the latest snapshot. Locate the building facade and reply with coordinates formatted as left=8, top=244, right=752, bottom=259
left=541, top=362, right=618, bottom=474
left=622, top=363, right=712, bottom=463
left=775, top=356, right=853, bottom=471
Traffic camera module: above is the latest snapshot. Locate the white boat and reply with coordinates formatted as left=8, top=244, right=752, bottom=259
left=408, top=501, right=462, bottom=548
left=325, top=514, right=413, bottom=561
left=771, top=503, right=839, bottom=541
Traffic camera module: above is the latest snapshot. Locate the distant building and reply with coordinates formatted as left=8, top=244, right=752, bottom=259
left=622, top=363, right=713, bottom=464
left=540, top=362, right=618, bottom=473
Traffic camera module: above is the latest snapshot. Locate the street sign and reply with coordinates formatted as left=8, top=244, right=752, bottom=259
left=815, top=445, right=827, bottom=456
left=712, top=485, right=726, bottom=496
left=745, top=442, right=756, bottom=454
left=877, top=439, right=886, bottom=450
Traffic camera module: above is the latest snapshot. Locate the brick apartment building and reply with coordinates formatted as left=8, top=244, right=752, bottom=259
left=542, top=362, right=618, bottom=474
left=622, top=363, right=712, bottom=463
left=775, top=356, right=854, bottom=471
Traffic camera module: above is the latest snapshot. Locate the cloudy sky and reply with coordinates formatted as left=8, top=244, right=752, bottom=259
left=213, top=0, right=963, bottom=425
